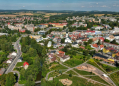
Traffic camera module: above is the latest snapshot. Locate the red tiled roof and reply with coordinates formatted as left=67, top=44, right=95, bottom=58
left=116, top=52, right=119, bottom=56
left=23, top=62, right=29, bottom=66
left=51, top=57, right=56, bottom=61
left=86, top=31, right=95, bottom=33
left=92, top=44, right=98, bottom=48
left=100, top=45, right=104, bottom=48
left=59, top=51, right=65, bottom=54
left=99, top=37, right=105, bottom=41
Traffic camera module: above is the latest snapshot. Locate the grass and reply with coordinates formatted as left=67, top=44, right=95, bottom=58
left=16, top=61, right=25, bottom=67
left=109, top=71, right=119, bottom=86
left=53, top=74, right=104, bottom=86
left=87, top=59, right=106, bottom=73
left=66, top=70, right=78, bottom=75
left=64, top=54, right=89, bottom=67
left=85, top=76, right=109, bottom=85
left=48, top=70, right=66, bottom=78
left=96, top=62, right=119, bottom=73
left=85, top=45, right=94, bottom=50
left=18, top=80, right=26, bottom=84
left=50, top=62, right=67, bottom=71
left=14, top=67, right=23, bottom=72
left=74, top=69, right=95, bottom=75
left=0, top=51, right=4, bottom=55
left=93, top=25, right=99, bottom=27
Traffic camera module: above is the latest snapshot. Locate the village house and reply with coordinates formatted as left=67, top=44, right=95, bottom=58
left=57, top=51, right=70, bottom=62
left=105, top=35, right=115, bottom=41
left=48, top=54, right=56, bottom=63
left=103, top=42, right=119, bottom=50
left=23, top=62, right=29, bottom=70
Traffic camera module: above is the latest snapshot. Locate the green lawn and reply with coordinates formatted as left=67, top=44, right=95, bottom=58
left=85, top=76, right=109, bottom=85
left=66, top=70, right=78, bottom=75
left=109, top=71, right=119, bottom=86
left=64, top=54, right=89, bottom=67
left=87, top=59, right=106, bottom=73
left=97, top=62, right=119, bottom=73
left=85, top=45, right=94, bottom=50
left=53, top=74, right=104, bottom=86
left=50, top=63, right=68, bottom=71
left=48, top=70, right=66, bottom=78
left=93, top=25, right=99, bottom=27
left=74, top=69, right=95, bottom=75
left=0, top=51, right=4, bottom=55
left=16, top=61, right=25, bottom=67
left=19, top=80, right=26, bottom=84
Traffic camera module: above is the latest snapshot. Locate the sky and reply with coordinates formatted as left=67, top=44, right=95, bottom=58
left=0, top=0, right=119, bottom=11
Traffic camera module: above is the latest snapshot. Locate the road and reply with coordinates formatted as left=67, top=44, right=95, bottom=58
left=5, top=37, right=21, bottom=74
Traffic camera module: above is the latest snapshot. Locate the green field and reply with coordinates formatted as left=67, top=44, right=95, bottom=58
left=50, top=62, right=68, bottom=71
left=66, top=70, right=78, bottom=75
left=85, top=76, right=109, bottom=85
left=64, top=54, right=89, bottom=67
left=16, top=61, right=25, bottom=67
left=74, top=69, right=95, bottom=75
left=109, top=71, right=119, bottom=86
left=45, top=74, right=105, bottom=86
left=87, top=59, right=106, bottom=73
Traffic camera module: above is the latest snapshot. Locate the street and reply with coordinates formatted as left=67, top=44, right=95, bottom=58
left=5, top=37, right=22, bottom=74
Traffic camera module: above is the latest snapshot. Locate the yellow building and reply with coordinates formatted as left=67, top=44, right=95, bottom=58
left=103, top=48, right=110, bottom=53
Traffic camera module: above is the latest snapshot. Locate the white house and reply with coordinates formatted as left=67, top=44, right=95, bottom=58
left=11, top=52, right=17, bottom=56
left=47, top=41, right=52, bottom=47
left=95, top=26, right=104, bottom=30
left=17, top=57, right=22, bottom=62
left=60, top=55, right=70, bottom=62
left=6, top=58, right=13, bottom=64
left=113, top=27, right=119, bottom=33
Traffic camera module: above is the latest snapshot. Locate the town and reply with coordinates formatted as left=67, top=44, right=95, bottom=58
left=0, top=10, right=119, bottom=86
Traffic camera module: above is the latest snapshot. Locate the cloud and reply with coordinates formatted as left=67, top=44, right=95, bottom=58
left=96, top=3, right=98, bottom=4
left=101, top=5, right=107, bottom=7
left=81, top=6, right=85, bottom=8
left=23, top=6, right=25, bottom=7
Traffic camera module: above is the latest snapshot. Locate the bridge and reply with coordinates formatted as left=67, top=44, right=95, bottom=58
left=35, top=81, right=41, bottom=84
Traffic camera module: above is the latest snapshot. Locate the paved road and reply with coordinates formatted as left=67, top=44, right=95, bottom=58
left=65, top=74, right=109, bottom=86
left=76, top=63, right=116, bottom=86
left=108, top=70, right=119, bottom=75
left=5, top=37, right=21, bottom=74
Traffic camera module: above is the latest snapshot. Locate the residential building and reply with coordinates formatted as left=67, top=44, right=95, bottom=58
left=23, top=62, right=29, bottom=70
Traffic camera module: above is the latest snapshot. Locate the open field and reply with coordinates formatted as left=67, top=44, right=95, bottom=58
left=14, top=12, right=33, bottom=16
left=44, top=13, right=68, bottom=17
left=46, top=74, right=105, bottom=86
left=109, top=71, right=119, bottom=86
left=94, top=14, right=105, bottom=16
left=0, top=15, right=17, bottom=17
left=94, top=14, right=111, bottom=16
left=0, top=12, right=33, bottom=17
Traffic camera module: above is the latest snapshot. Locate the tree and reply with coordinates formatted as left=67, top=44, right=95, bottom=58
left=61, top=38, right=65, bottom=43
left=24, top=75, right=35, bottom=86
left=69, top=73, right=72, bottom=77
left=111, top=40, right=119, bottom=45
left=6, top=72, right=16, bottom=86
left=0, top=74, right=6, bottom=86
left=88, top=39, right=93, bottom=44
left=84, top=42, right=89, bottom=46
left=97, top=39, right=101, bottom=45
left=27, top=48, right=37, bottom=57
left=104, top=39, right=110, bottom=43
left=41, top=47, right=47, bottom=57
left=83, top=50, right=89, bottom=56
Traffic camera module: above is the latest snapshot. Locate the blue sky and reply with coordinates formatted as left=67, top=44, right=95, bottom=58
left=0, top=0, right=119, bottom=11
